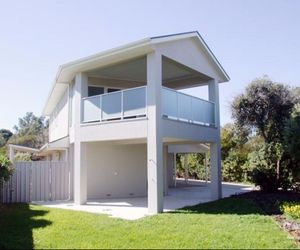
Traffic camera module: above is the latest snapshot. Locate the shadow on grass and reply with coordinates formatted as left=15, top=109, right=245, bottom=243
left=0, top=203, right=52, bottom=249
left=170, top=197, right=266, bottom=215
left=170, top=191, right=300, bottom=216
left=232, top=191, right=300, bottom=215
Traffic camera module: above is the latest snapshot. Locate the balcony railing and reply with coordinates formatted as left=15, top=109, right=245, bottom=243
left=162, top=87, right=215, bottom=126
left=82, top=86, right=215, bottom=127
left=82, top=86, right=147, bottom=123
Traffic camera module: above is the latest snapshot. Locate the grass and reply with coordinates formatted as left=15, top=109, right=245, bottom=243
left=0, top=197, right=297, bottom=249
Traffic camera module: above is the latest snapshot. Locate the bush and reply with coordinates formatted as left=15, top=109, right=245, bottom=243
left=176, top=153, right=208, bottom=180
left=0, top=155, right=13, bottom=184
left=14, top=152, right=32, bottom=162
left=281, top=202, right=300, bottom=220
left=247, top=142, right=282, bottom=191
left=251, top=168, right=278, bottom=192
left=222, top=150, right=248, bottom=182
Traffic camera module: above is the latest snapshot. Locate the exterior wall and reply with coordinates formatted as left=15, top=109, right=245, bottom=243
left=80, top=119, right=147, bottom=142
left=49, top=89, right=69, bottom=142
left=162, top=118, right=219, bottom=143
left=86, top=143, right=147, bottom=199
left=155, top=37, right=223, bottom=82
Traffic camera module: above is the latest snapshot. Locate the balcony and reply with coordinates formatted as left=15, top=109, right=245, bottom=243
left=82, top=86, right=147, bottom=123
left=162, top=87, right=215, bottom=126
left=82, top=86, right=215, bottom=126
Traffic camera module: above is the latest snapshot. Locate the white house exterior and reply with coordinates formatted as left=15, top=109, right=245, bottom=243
left=42, top=31, right=229, bottom=214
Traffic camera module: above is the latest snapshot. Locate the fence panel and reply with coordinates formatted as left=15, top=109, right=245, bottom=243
left=1, top=161, right=72, bottom=203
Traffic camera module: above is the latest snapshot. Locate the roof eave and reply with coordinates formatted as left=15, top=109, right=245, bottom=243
left=42, top=38, right=153, bottom=116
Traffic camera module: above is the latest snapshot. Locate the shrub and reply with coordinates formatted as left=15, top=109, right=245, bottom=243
left=281, top=202, right=300, bottom=220
left=0, top=155, right=13, bottom=184
left=14, top=152, right=32, bottom=162
left=222, top=150, right=248, bottom=183
left=251, top=168, right=278, bottom=192
left=247, top=142, right=283, bottom=191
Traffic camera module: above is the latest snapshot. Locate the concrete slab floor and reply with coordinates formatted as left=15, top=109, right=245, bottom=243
left=32, top=180, right=253, bottom=220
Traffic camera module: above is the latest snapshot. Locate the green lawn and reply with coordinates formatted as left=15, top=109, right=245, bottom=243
left=0, top=198, right=297, bottom=249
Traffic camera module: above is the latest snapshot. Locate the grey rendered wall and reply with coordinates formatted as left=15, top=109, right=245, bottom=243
left=86, top=143, right=147, bottom=199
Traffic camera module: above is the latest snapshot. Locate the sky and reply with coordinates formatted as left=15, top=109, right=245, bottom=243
left=0, top=0, right=299, bottom=131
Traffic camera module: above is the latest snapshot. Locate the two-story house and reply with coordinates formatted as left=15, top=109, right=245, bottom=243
left=42, top=31, right=229, bottom=214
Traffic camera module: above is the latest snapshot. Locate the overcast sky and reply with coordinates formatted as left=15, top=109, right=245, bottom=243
left=0, top=0, right=299, bottom=130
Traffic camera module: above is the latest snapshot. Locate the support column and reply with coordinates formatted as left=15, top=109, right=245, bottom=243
left=147, top=52, right=164, bottom=214
left=209, top=79, right=222, bottom=200
left=73, top=73, right=88, bottom=205
left=163, top=145, right=168, bottom=195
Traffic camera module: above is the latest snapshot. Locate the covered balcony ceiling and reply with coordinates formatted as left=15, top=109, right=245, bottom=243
left=86, top=56, right=212, bottom=89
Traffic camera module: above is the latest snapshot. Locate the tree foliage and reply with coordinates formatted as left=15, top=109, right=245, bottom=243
left=228, top=77, right=299, bottom=191
left=221, top=123, right=249, bottom=160
left=284, top=107, right=300, bottom=164
left=0, top=155, right=13, bottom=184
left=0, top=129, right=13, bottom=147
left=14, top=152, right=32, bottom=162
left=232, top=77, right=297, bottom=143
left=246, top=142, right=283, bottom=191
left=176, top=153, right=207, bottom=180
left=8, top=112, right=48, bottom=148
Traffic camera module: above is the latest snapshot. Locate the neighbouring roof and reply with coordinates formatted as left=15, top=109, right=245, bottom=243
left=9, top=137, right=69, bottom=156
left=43, top=31, right=230, bottom=116
left=9, top=144, right=40, bottom=153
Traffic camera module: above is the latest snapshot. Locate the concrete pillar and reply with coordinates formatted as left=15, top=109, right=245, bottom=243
left=146, top=52, right=164, bottom=214
left=210, top=143, right=222, bottom=199
left=163, top=145, right=168, bottom=195
left=208, top=79, right=220, bottom=128
left=73, top=73, right=88, bottom=205
left=74, top=142, right=87, bottom=204
left=208, top=79, right=222, bottom=200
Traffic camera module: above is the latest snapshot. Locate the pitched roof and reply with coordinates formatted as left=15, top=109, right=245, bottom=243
left=43, top=31, right=229, bottom=116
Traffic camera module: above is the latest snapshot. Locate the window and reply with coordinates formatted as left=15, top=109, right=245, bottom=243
left=88, top=86, right=104, bottom=97
left=107, top=88, right=121, bottom=93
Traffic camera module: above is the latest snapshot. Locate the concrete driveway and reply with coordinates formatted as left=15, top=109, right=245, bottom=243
left=33, top=180, right=253, bottom=220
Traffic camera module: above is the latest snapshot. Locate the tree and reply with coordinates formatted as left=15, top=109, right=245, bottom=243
left=0, top=129, right=13, bottom=142
left=8, top=112, right=48, bottom=148
left=0, top=129, right=13, bottom=147
left=221, top=123, right=249, bottom=160
left=13, top=112, right=45, bottom=136
left=232, top=77, right=297, bottom=143
left=282, top=104, right=300, bottom=189
left=231, top=77, right=299, bottom=190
